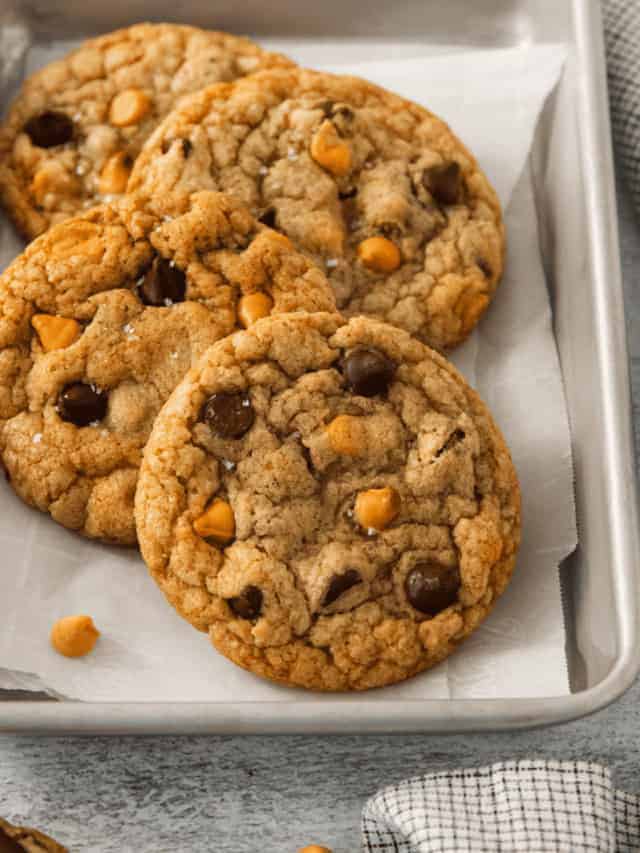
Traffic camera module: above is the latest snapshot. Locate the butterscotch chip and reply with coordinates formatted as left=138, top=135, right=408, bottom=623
left=326, top=414, right=366, bottom=455
left=99, top=151, right=133, bottom=195
left=127, top=67, right=504, bottom=350
left=310, top=120, right=352, bottom=176
left=50, top=614, right=100, bottom=658
left=354, top=486, right=400, bottom=531
left=135, top=312, right=521, bottom=691
left=0, top=23, right=293, bottom=238
left=357, top=236, right=401, bottom=273
left=30, top=163, right=80, bottom=207
left=0, top=191, right=335, bottom=545
left=238, top=292, right=273, bottom=327
left=31, top=314, right=81, bottom=351
left=194, top=499, right=235, bottom=544
left=109, top=89, right=151, bottom=127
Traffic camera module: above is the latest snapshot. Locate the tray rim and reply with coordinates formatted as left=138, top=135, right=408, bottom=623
left=1, top=0, right=639, bottom=734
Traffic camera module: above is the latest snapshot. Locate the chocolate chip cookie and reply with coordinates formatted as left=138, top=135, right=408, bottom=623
left=0, top=191, right=335, bottom=544
left=0, top=818, right=66, bottom=853
left=128, top=68, right=504, bottom=350
left=0, top=23, right=292, bottom=239
left=136, top=312, right=520, bottom=690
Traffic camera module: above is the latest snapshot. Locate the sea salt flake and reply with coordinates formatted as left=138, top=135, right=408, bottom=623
left=258, top=165, right=268, bottom=176
left=90, top=420, right=100, bottom=428
left=287, top=148, right=298, bottom=161
left=221, top=459, right=236, bottom=472
left=32, top=433, right=42, bottom=444
left=170, top=351, right=178, bottom=360
left=164, top=298, right=174, bottom=307
left=366, top=527, right=378, bottom=537
left=325, top=258, right=339, bottom=269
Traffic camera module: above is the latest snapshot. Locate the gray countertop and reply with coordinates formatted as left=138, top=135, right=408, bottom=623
left=1, top=175, right=640, bottom=853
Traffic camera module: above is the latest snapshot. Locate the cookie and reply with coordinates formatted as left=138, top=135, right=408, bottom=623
left=0, top=191, right=335, bottom=544
left=135, top=312, right=520, bottom=691
left=128, top=67, right=504, bottom=350
left=0, top=24, right=292, bottom=239
left=0, top=818, right=66, bottom=853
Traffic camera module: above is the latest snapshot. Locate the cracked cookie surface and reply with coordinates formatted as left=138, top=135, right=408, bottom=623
left=0, top=191, right=335, bottom=544
left=0, top=817, right=66, bottom=852
left=129, top=68, right=504, bottom=350
left=0, top=23, right=293, bottom=239
left=136, top=312, right=520, bottom=690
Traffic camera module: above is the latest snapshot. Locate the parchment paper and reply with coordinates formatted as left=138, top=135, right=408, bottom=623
left=0, top=43, right=575, bottom=701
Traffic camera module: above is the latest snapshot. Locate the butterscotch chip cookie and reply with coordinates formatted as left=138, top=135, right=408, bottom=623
left=128, top=68, right=504, bottom=350
left=135, top=313, right=520, bottom=691
left=0, top=23, right=293, bottom=239
left=0, top=817, right=66, bottom=852
left=0, top=191, right=335, bottom=544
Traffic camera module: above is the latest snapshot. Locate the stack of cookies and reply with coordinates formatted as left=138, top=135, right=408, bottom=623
left=0, top=23, right=520, bottom=691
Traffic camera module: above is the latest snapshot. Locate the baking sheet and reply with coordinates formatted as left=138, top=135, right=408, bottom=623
left=0, top=42, right=575, bottom=702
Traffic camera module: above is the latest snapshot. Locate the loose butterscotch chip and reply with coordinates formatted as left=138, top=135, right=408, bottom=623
left=50, top=615, right=100, bottom=658
left=31, top=314, right=80, bottom=351
left=194, top=499, right=235, bottom=544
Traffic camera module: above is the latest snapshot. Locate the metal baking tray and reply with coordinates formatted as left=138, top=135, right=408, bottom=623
left=0, top=0, right=638, bottom=734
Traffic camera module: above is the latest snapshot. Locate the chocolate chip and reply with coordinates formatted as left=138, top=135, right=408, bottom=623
left=23, top=111, right=74, bottom=147
left=181, top=138, right=192, bottom=157
left=476, top=257, right=492, bottom=278
left=0, top=826, right=24, bottom=853
left=319, top=100, right=335, bottom=117
left=202, top=391, right=254, bottom=439
left=258, top=208, right=277, bottom=228
left=161, top=139, right=172, bottom=154
left=138, top=257, right=186, bottom=306
left=228, top=585, right=263, bottom=620
left=344, top=348, right=395, bottom=397
left=322, top=569, right=361, bottom=607
left=318, top=100, right=354, bottom=122
left=58, top=383, right=108, bottom=427
left=339, top=187, right=357, bottom=200
left=422, top=162, right=462, bottom=206
left=404, top=562, right=460, bottom=615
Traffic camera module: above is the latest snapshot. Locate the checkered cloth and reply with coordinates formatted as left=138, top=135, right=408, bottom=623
left=361, top=761, right=640, bottom=852
left=604, top=0, right=640, bottom=213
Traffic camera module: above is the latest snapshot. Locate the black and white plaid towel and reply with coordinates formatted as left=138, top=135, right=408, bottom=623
left=604, top=0, right=640, bottom=213
left=361, top=761, right=640, bottom=852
